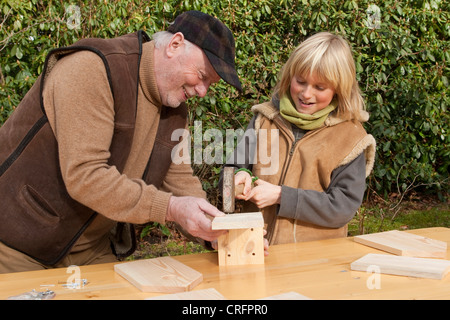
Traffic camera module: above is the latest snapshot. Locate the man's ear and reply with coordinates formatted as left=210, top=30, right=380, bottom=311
left=166, top=32, right=185, bottom=58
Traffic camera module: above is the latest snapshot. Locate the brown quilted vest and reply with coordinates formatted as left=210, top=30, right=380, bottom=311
left=0, top=31, right=188, bottom=265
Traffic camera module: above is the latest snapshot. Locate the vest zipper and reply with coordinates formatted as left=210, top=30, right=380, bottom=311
left=0, top=114, right=48, bottom=177
left=278, top=139, right=299, bottom=185
left=277, top=126, right=314, bottom=185
left=289, top=140, right=298, bottom=156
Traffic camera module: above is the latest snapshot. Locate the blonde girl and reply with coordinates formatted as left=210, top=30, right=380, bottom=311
left=224, top=32, right=376, bottom=244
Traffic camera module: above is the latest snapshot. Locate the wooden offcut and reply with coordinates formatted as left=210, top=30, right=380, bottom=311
left=354, top=230, right=447, bottom=258
left=146, top=288, right=226, bottom=300
left=350, top=253, right=450, bottom=279
left=212, top=212, right=264, bottom=230
left=114, top=256, right=203, bottom=293
left=212, top=212, right=265, bottom=266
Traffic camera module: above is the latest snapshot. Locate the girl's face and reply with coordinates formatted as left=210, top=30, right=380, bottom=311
left=289, top=73, right=336, bottom=115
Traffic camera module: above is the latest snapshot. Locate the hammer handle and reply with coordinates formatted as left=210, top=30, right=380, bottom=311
left=235, top=183, right=245, bottom=197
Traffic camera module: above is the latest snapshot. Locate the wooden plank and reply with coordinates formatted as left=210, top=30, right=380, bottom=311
left=217, top=227, right=265, bottom=266
left=260, top=291, right=312, bottom=300
left=354, top=230, right=447, bottom=258
left=114, top=257, right=202, bottom=293
left=212, top=212, right=264, bottom=230
left=350, top=253, right=450, bottom=280
left=146, top=288, right=226, bottom=300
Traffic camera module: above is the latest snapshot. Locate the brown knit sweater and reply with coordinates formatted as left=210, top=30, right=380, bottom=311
left=42, top=41, right=205, bottom=253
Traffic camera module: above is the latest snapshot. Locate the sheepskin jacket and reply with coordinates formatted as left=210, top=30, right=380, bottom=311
left=249, top=101, right=376, bottom=244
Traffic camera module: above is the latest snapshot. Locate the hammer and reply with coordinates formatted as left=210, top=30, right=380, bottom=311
left=222, top=167, right=245, bottom=214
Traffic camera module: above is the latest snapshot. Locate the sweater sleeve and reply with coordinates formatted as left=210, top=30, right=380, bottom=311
left=278, top=153, right=366, bottom=228
left=159, top=126, right=206, bottom=199
left=43, top=50, right=169, bottom=225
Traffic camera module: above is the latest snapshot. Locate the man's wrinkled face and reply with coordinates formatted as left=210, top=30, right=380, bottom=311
left=157, top=34, right=220, bottom=108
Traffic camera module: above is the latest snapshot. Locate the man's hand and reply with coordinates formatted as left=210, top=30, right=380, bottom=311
left=166, top=196, right=227, bottom=241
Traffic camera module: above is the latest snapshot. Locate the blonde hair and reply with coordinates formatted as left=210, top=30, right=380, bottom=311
left=273, top=32, right=365, bottom=120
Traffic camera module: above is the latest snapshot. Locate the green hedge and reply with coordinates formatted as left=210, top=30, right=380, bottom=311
left=1, top=0, right=448, bottom=200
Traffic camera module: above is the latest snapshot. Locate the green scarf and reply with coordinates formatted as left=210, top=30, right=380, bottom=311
left=279, top=94, right=337, bottom=130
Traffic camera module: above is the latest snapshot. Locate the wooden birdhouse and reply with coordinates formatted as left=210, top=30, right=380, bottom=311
left=211, top=212, right=265, bottom=266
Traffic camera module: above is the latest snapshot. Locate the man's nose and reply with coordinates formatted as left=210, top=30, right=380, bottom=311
left=195, top=82, right=208, bottom=98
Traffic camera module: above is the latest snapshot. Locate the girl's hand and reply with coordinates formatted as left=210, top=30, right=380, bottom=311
left=245, top=179, right=281, bottom=208
left=234, top=170, right=253, bottom=200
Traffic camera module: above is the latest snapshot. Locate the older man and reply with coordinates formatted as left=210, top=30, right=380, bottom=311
left=0, top=11, right=241, bottom=273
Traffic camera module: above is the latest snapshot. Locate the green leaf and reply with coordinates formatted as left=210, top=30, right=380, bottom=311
left=160, top=224, right=171, bottom=237
left=376, top=43, right=382, bottom=52
left=376, top=93, right=383, bottom=104
left=13, top=20, right=22, bottom=31
left=15, top=47, right=23, bottom=60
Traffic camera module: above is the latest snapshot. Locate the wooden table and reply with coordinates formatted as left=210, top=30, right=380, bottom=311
left=1, top=227, right=449, bottom=300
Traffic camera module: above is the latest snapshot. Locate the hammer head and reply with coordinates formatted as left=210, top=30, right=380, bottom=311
left=222, top=167, right=235, bottom=213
